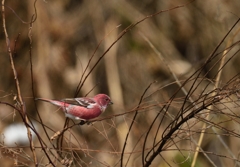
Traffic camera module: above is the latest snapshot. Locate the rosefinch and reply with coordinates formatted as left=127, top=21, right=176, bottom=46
left=36, top=94, right=113, bottom=120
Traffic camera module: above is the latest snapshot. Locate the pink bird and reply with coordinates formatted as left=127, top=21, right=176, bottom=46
left=36, top=94, right=113, bottom=121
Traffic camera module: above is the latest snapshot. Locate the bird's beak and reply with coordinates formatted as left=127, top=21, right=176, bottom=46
left=109, top=101, right=113, bottom=105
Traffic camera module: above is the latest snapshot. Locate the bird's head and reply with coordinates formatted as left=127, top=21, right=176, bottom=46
left=94, top=94, right=113, bottom=107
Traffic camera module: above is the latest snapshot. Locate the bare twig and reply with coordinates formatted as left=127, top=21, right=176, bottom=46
left=1, top=0, right=39, bottom=166
left=144, top=77, right=240, bottom=166
left=191, top=18, right=240, bottom=167
left=74, top=0, right=196, bottom=98
left=121, top=81, right=156, bottom=167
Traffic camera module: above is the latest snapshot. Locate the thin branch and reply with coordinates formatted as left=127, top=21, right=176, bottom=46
left=121, top=81, right=156, bottom=167
left=191, top=18, right=240, bottom=167
left=74, top=0, right=196, bottom=97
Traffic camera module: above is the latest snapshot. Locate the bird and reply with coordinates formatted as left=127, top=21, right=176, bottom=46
left=36, top=94, right=113, bottom=121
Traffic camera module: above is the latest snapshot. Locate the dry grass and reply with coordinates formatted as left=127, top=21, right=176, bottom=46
left=1, top=0, right=240, bottom=166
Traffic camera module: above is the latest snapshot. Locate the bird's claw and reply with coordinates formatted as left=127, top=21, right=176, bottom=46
left=79, top=120, right=87, bottom=125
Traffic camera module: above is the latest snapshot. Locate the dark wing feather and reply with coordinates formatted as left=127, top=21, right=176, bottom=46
left=61, top=97, right=96, bottom=108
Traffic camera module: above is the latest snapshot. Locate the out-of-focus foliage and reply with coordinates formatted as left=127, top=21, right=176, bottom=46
left=1, top=0, right=240, bottom=166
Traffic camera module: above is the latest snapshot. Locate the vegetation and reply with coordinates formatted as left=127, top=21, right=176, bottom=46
left=1, top=0, right=240, bottom=166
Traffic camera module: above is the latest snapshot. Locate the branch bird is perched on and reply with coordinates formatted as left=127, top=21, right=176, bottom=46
left=36, top=94, right=113, bottom=121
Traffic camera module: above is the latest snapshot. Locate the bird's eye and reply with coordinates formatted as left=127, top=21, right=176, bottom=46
left=105, top=98, right=109, bottom=101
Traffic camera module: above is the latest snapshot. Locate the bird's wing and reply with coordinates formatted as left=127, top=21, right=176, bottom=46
left=61, top=97, right=96, bottom=109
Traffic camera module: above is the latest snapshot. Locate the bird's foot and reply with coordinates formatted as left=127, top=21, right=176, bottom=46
left=79, top=120, right=87, bottom=125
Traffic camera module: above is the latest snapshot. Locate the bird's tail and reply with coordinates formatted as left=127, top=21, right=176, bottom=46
left=35, top=98, right=68, bottom=107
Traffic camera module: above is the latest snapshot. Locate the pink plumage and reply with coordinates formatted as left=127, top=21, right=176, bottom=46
left=36, top=94, right=113, bottom=120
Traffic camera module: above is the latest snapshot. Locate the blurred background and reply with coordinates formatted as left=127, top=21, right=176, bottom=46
left=1, top=0, right=240, bottom=166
